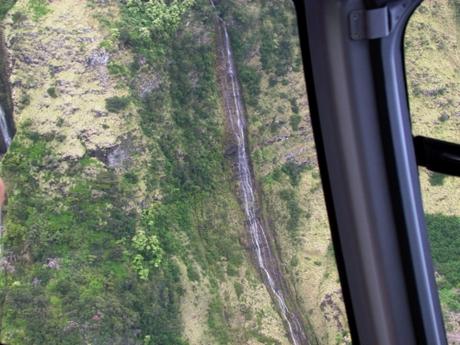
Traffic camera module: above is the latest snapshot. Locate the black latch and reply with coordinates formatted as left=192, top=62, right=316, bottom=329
left=414, top=136, right=460, bottom=177
left=349, top=1, right=411, bottom=40
left=350, top=7, right=390, bottom=40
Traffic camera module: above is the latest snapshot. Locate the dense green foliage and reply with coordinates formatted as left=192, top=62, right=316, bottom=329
left=449, top=0, right=460, bottom=26
left=0, top=1, right=223, bottom=343
left=0, top=123, right=189, bottom=344
left=259, top=2, right=295, bottom=77
left=427, top=214, right=460, bottom=287
left=47, top=87, right=58, bottom=98
left=105, top=96, right=130, bottom=113
left=427, top=214, right=460, bottom=311
left=281, top=161, right=308, bottom=187
left=0, top=0, right=16, bottom=20
left=28, top=0, right=50, bottom=20
left=239, top=65, right=261, bottom=107
left=279, top=189, right=302, bottom=235
left=290, top=115, right=302, bottom=131
left=0, top=0, right=253, bottom=341
left=118, top=0, right=195, bottom=64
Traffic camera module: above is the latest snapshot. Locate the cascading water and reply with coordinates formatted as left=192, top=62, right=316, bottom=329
left=0, top=104, right=11, bottom=150
left=0, top=104, right=8, bottom=238
left=213, top=4, right=310, bottom=345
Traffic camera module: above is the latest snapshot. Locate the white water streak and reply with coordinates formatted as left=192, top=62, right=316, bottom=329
left=0, top=105, right=11, bottom=148
left=220, top=21, right=308, bottom=345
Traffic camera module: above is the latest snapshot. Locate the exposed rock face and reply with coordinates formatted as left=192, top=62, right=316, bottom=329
left=86, top=48, right=110, bottom=67
left=132, top=69, right=161, bottom=98
left=86, top=136, right=138, bottom=169
left=45, top=257, right=60, bottom=269
left=4, top=0, right=134, bottom=162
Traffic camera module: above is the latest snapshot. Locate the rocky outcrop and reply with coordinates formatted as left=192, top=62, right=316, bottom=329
left=3, top=0, right=136, bottom=163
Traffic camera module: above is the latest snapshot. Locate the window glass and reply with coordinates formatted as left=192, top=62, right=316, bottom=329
left=405, top=1, right=460, bottom=343
left=0, top=1, right=349, bottom=344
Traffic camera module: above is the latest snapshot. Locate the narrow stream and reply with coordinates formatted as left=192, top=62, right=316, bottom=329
left=0, top=27, right=14, bottom=154
left=0, top=105, right=11, bottom=150
left=213, top=6, right=310, bottom=345
left=0, top=30, right=14, bottom=237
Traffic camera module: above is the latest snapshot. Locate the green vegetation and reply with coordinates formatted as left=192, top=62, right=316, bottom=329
left=131, top=227, right=163, bottom=280
left=1, top=0, right=257, bottom=343
left=259, top=4, right=294, bottom=77
left=429, top=172, right=447, bottom=186
left=208, top=297, right=230, bottom=345
left=290, top=114, right=302, bottom=131
left=118, top=0, right=195, bottom=64
left=449, top=0, right=460, bottom=26
left=247, top=330, right=282, bottom=345
left=279, top=189, right=302, bottom=235
left=47, top=87, right=58, bottom=98
left=0, top=0, right=16, bottom=20
left=2, top=0, right=457, bottom=344
left=239, top=65, right=261, bottom=107
left=105, top=96, right=130, bottom=113
left=0, top=0, right=242, bottom=343
left=28, top=0, right=50, bottom=20
left=0, top=123, right=188, bottom=344
left=282, top=161, right=308, bottom=187
left=427, top=214, right=460, bottom=288
left=427, top=214, right=460, bottom=311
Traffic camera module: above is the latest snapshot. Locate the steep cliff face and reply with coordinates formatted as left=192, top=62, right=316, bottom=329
left=0, top=1, right=458, bottom=345
left=218, top=2, right=349, bottom=344
left=0, top=1, right=296, bottom=344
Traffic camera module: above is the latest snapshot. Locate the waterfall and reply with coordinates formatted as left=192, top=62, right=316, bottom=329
left=214, top=8, right=310, bottom=345
left=0, top=104, right=11, bottom=149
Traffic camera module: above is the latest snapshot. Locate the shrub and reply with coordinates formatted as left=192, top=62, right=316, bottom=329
left=239, top=65, right=261, bottom=107
left=281, top=161, right=306, bottom=187
left=429, top=172, right=446, bottom=186
left=123, top=172, right=139, bottom=184
left=131, top=229, right=164, bottom=280
left=234, top=282, right=244, bottom=299
left=290, top=98, right=299, bottom=114
left=290, top=115, right=302, bottom=131
left=426, top=214, right=460, bottom=288
left=0, top=0, right=16, bottom=20
left=20, top=93, right=31, bottom=107
left=259, top=3, right=293, bottom=76
left=208, top=297, right=230, bottom=345
left=47, top=87, right=58, bottom=98
left=28, top=0, right=50, bottom=20
left=279, top=189, right=302, bottom=234
left=105, top=96, right=130, bottom=113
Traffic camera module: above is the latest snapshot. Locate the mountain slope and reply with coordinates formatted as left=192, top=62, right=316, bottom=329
left=0, top=1, right=458, bottom=345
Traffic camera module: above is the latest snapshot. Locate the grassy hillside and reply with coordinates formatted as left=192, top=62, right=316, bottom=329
left=0, top=1, right=290, bottom=344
